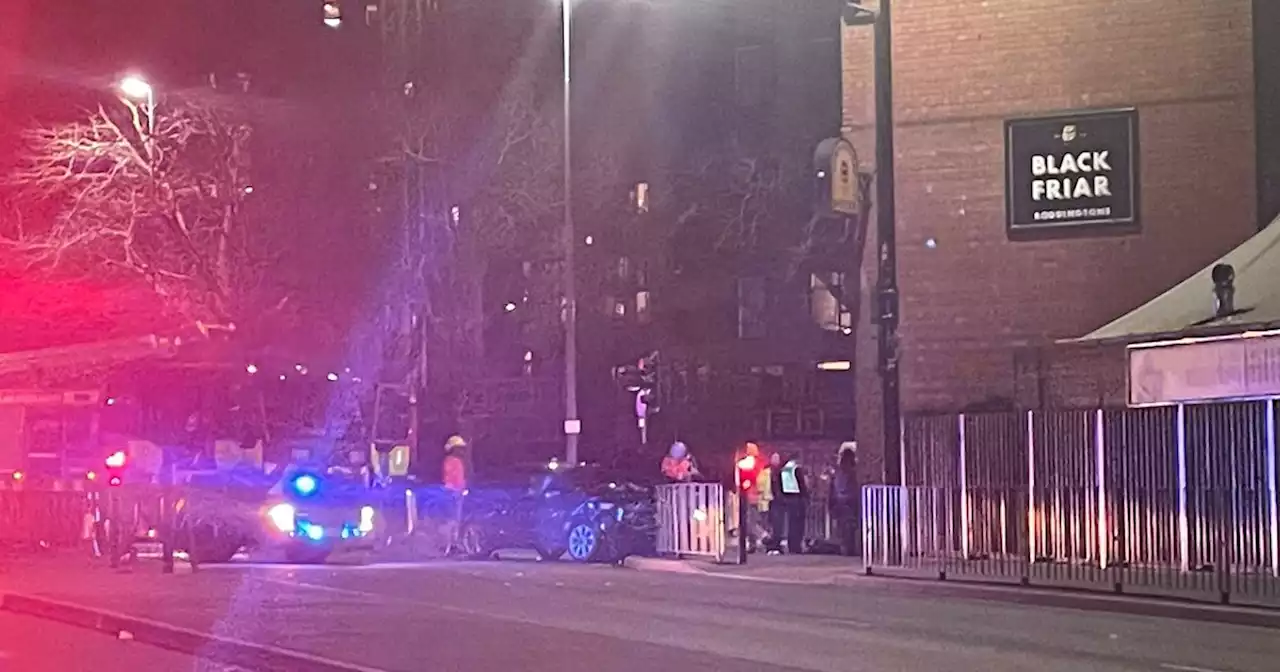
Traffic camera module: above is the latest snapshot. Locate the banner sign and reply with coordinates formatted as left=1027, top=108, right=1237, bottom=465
left=1128, top=334, right=1280, bottom=406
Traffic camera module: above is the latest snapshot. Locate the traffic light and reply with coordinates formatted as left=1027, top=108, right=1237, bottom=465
left=613, top=364, right=644, bottom=392
left=638, top=351, right=659, bottom=390
left=736, top=453, right=761, bottom=493
left=104, top=450, right=127, bottom=487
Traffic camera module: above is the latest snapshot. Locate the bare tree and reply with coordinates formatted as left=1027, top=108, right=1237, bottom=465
left=5, top=97, right=263, bottom=329
left=375, top=83, right=622, bottom=429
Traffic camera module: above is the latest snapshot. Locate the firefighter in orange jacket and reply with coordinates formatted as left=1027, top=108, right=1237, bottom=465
left=661, top=442, right=699, bottom=482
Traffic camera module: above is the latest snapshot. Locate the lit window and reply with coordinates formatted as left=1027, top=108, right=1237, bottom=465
left=636, top=291, right=651, bottom=324
left=365, top=3, right=378, bottom=25
left=631, top=182, right=649, bottom=213
left=450, top=205, right=461, bottom=225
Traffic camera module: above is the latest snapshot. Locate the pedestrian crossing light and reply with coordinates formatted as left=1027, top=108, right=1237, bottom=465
left=104, top=450, right=127, bottom=487
left=736, top=454, right=759, bottom=492
left=323, top=1, right=342, bottom=28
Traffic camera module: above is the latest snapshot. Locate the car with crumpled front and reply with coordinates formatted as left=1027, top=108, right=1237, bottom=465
left=457, top=462, right=656, bottom=563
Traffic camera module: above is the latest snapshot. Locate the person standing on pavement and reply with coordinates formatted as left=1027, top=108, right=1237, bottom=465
left=773, top=454, right=808, bottom=554
left=765, top=452, right=786, bottom=553
left=661, top=441, right=700, bottom=483
left=442, top=435, right=468, bottom=555
left=736, top=442, right=766, bottom=552
left=829, top=446, right=861, bottom=557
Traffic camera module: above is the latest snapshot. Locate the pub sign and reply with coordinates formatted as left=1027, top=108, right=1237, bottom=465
left=1005, top=108, right=1139, bottom=235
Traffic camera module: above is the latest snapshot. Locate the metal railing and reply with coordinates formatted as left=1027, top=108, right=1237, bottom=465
left=865, top=402, right=1280, bottom=605
left=0, top=481, right=94, bottom=550
left=655, top=482, right=726, bottom=560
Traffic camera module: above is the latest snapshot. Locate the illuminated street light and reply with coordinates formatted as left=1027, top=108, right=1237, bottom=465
left=119, top=75, right=153, bottom=101
left=118, top=75, right=156, bottom=141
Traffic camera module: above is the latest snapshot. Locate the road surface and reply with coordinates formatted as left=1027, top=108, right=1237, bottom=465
left=4, top=557, right=1280, bottom=671
left=0, top=611, right=247, bottom=672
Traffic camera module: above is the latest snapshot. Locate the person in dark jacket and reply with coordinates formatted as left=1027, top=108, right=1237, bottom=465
left=772, top=454, right=808, bottom=554
left=829, top=446, right=860, bottom=556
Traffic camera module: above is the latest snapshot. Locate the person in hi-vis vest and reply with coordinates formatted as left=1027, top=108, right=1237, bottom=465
left=770, top=454, right=808, bottom=554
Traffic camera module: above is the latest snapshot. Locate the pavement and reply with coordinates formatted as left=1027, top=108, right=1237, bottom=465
left=0, top=611, right=249, bottom=672
left=3, top=551, right=1280, bottom=671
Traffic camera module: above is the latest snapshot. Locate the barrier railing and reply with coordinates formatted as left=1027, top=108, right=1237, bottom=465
left=0, top=487, right=93, bottom=550
left=656, top=482, right=726, bottom=560
left=866, top=402, right=1280, bottom=605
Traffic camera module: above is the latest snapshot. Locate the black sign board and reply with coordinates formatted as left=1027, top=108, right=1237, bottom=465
left=1005, top=108, right=1138, bottom=235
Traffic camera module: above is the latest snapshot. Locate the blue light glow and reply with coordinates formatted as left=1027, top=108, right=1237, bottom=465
left=292, top=474, right=319, bottom=496
left=303, top=523, right=324, bottom=541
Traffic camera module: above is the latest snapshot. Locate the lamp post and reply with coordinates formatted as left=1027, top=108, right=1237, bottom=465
left=845, top=1, right=901, bottom=485
left=561, top=0, right=581, bottom=464
left=119, top=74, right=174, bottom=573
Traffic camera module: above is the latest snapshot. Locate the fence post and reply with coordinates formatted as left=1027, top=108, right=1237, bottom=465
left=958, top=413, right=969, bottom=562
left=897, top=414, right=908, bottom=565
left=1176, top=403, right=1190, bottom=573
left=1094, top=408, right=1109, bottom=570
left=1026, top=409, right=1036, bottom=566
left=1266, top=398, right=1278, bottom=578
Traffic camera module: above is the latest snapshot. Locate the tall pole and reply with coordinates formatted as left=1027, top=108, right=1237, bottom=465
left=562, top=0, right=580, bottom=464
left=873, top=1, right=901, bottom=485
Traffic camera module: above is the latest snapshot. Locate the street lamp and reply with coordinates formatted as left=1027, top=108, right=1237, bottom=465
left=844, top=1, right=901, bottom=485
left=561, top=0, right=581, bottom=464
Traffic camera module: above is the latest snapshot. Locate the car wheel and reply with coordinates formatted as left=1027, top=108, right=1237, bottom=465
left=184, top=524, right=244, bottom=565
left=458, top=523, right=492, bottom=560
left=566, top=521, right=602, bottom=563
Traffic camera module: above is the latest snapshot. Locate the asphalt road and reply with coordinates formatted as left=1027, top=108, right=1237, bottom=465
left=0, top=611, right=247, bottom=672
left=6, top=558, right=1280, bottom=671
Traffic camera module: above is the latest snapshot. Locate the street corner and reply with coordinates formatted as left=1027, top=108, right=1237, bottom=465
left=621, top=555, right=710, bottom=575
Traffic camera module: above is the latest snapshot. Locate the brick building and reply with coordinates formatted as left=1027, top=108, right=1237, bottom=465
left=842, top=1, right=1263, bottom=480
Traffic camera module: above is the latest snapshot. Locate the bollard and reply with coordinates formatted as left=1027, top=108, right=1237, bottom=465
left=737, top=492, right=748, bottom=565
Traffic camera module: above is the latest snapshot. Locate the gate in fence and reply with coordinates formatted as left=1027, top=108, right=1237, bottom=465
left=864, top=402, right=1280, bottom=604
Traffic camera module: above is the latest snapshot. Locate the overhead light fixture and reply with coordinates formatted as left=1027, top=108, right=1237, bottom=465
left=817, top=360, right=852, bottom=371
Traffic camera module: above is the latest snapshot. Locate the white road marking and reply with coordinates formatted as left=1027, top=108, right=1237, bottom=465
left=1160, top=664, right=1229, bottom=672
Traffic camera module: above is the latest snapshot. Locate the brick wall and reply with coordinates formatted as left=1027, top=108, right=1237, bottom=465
left=843, top=0, right=1256, bottom=481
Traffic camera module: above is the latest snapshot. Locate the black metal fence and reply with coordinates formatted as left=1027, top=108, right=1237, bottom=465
left=864, top=402, right=1280, bottom=605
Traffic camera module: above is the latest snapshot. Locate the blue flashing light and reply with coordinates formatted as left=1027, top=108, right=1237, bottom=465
left=302, top=522, right=324, bottom=541
left=292, top=474, right=319, bottom=496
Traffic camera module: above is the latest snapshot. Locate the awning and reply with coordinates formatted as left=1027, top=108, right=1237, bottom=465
left=1065, top=216, right=1280, bottom=345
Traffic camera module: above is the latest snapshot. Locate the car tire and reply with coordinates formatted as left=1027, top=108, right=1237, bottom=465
left=566, top=520, right=603, bottom=563
left=184, top=524, right=244, bottom=565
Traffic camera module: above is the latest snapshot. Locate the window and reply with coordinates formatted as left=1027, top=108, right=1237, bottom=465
left=636, top=290, right=651, bottom=324
left=631, top=182, right=650, bottom=213
left=737, top=277, right=767, bottom=339
left=615, top=256, right=632, bottom=282
left=810, top=272, right=852, bottom=332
